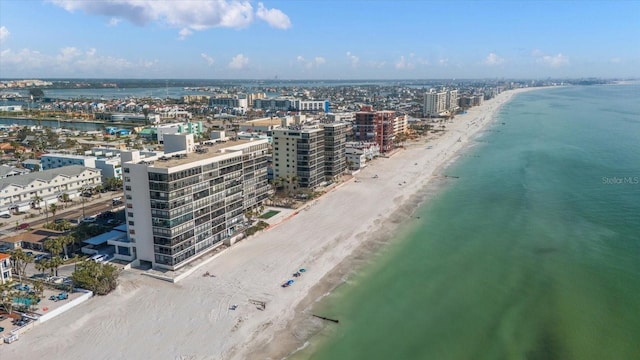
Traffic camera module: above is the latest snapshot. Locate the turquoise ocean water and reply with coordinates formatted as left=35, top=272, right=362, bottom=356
left=299, top=85, right=640, bottom=360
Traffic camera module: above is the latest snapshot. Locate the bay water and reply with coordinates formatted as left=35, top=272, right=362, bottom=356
left=299, top=85, right=640, bottom=359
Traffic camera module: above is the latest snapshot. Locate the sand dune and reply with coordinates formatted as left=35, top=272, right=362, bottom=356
left=1, top=87, right=539, bottom=360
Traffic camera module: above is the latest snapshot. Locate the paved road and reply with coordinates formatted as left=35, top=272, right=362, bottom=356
left=0, top=191, right=124, bottom=234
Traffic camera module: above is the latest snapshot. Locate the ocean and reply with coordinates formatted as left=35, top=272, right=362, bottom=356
left=296, top=84, right=640, bottom=359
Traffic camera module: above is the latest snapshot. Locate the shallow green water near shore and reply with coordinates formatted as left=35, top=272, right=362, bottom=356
left=300, top=85, right=640, bottom=359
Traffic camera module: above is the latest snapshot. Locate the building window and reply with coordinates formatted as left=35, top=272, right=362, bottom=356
left=127, top=212, right=134, bottom=217
left=128, top=221, right=135, bottom=226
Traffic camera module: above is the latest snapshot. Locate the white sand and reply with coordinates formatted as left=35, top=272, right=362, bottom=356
left=1, top=88, right=540, bottom=360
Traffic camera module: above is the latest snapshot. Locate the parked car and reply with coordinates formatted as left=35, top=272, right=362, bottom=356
left=81, top=216, right=97, bottom=223
left=0, top=213, right=11, bottom=219
left=16, top=223, right=29, bottom=230
left=0, top=245, right=10, bottom=253
left=35, top=254, right=51, bottom=262
left=98, top=211, right=114, bottom=219
left=89, top=254, right=108, bottom=263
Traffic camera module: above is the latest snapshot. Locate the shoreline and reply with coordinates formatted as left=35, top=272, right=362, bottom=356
left=1, top=87, right=545, bottom=360
left=239, top=87, right=544, bottom=360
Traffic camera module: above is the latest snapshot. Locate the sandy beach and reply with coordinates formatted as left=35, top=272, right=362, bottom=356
left=1, top=87, right=540, bottom=360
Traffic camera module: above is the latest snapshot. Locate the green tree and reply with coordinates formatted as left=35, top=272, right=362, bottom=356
left=9, top=248, right=34, bottom=285
left=57, top=234, right=75, bottom=260
left=0, top=282, right=19, bottom=315
left=71, top=261, right=119, bottom=295
left=32, top=194, right=42, bottom=209
left=35, top=259, right=48, bottom=276
left=49, top=203, right=58, bottom=222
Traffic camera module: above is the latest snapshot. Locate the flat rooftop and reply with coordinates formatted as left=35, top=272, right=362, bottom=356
left=240, top=117, right=281, bottom=127
left=147, top=139, right=256, bottom=169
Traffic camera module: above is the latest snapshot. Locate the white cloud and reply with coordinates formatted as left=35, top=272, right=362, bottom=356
left=229, top=53, right=249, bottom=70
left=539, top=54, right=569, bottom=67
left=178, top=28, right=193, bottom=40
left=296, top=55, right=326, bottom=69
left=107, top=17, right=122, bottom=27
left=438, top=58, right=448, bottom=66
left=610, top=57, right=621, bottom=64
left=56, top=47, right=83, bottom=63
left=483, top=52, right=504, bottom=66
left=201, top=53, right=215, bottom=66
left=256, top=2, right=291, bottom=29
left=0, top=26, right=9, bottom=44
left=395, top=53, right=429, bottom=69
left=346, top=51, right=359, bottom=67
left=49, top=0, right=291, bottom=36
left=531, top=49, right=569, bottom=68
left=0, top=46, right=155, bottom=76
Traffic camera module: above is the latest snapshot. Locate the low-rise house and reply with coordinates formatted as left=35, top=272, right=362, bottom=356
left=0, top=229, right=64, bottom=252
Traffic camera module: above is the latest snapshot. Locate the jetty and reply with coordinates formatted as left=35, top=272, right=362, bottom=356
left=312, top=314, right=339, bottom=324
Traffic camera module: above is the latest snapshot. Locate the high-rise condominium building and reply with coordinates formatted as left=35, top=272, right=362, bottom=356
left=322, top=123, right=347, bottom=180
left=424, top=90, right=448, bottom=117
left=272, top=127, right=325, bottom=190
left=122, top=134, right=270, bottom=270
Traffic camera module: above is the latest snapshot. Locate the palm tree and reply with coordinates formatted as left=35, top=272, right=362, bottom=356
left=32, top=194, right=42, bottom=210
left=49, top=203, right=58, bottom=223
left=35, top=259, right=47, bottom=276
left=57, top=234, right=75, bottom=260
left=9, top=249, right=34, bottom=285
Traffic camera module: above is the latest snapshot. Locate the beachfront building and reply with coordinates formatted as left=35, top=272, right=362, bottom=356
left=393, top=114, right=409, bottom=136
left=0, top=165, right=102, bottom=214
left=0, top=253, right=12, bottom=285
left=272, top=127, right=325, bottom=191
left=354, top=106, right=375, bottom=142
left=40, top=153, right=97, bottom=170
left=322, top=123, right=347, bottom=180
left=374, top=111, right=396, bottom=153
left=447, top=90, right=459, bottom=112
left=424, top=90, right=447, bottom=117
left=353, top=107, right=397, bottom=153
left=122, top=134, right=270, bottom=271
left=345, top=142, right=380, bottom=170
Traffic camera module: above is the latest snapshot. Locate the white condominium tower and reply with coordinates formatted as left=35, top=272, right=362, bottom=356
left=122, top=134, right=270, bottom=270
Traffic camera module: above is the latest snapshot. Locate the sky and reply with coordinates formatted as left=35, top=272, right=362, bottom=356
left=0, top=0, right=639, bottom=80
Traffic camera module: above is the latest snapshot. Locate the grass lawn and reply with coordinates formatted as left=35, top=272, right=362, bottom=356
left=259, top=210, right=280, bottom=219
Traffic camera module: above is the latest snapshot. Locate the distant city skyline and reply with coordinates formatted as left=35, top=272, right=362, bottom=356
left=1, top=0, right=638, bottom=79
